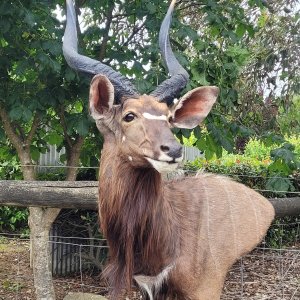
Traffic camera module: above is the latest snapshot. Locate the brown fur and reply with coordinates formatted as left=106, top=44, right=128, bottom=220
left=99, top=143, right=179, bottom=297
left=92, top=84, right=274, bottom=300
left=98, top=137, right=274, bottom=299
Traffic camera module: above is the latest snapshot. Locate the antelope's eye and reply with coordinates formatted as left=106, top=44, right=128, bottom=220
left=123, top=113, right=136, bottom=122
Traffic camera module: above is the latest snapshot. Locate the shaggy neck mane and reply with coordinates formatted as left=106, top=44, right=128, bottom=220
left=99, top=151, right=178, bottom=297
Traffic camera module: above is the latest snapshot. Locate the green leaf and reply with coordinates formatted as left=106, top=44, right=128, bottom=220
left=258, top=11, right=268, bottom=28
left=236, top=23, right=246, bottom=38
left=9, top=106, right=23, bottom=121
left=24, top=12, right=35, bottom=27
left=196, top=137, right=207, bottom=152
left=22, top=107, right=33, bottom=122
left=45, top=132, right=63, bottom=145
left=193, top=126, right=202, bottom=140
left=266, top=177, right=295, bottom=193
left=270, top=143, right=296, bottom=164
left=181, top=129, right=191, bottom=139
left=268, top=160, right=291, bottom=175
left=60, top=153, right=67, bottom=163
left=0, top=38, right=8, bottom=47
left=74, top=101, right=83, bottom=113
left=30, top=146, right=40, bottom=162
left=191, top=69, right=210, bottom=86
left=65, top=68, right=76, bottom=82
left=75, top=117, right=90, bottom=136
left=146, top=3, right=156, bottom=14
left=210, top=25, right=220, bottom=37
left=42, top=41, right=61, bottom=56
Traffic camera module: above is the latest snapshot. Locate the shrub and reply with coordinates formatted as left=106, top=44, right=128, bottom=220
left=0, top=206, right=29, bottom=234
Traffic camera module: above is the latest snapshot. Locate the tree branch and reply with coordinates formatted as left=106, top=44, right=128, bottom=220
left=66, top=134, right=84, bottom=181
left=122, top=20, right=146, bottom=48
left=0, top=105, right=23, bottom=153
left=99, top=2, right=115, bottom=61
left=58, top=105, right=73, bottom=150
left=25, top=113, right=41, bottom=147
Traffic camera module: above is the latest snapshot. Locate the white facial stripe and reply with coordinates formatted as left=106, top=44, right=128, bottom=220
left=143, top=113, right=168, bottom=121
left=146, top=158, right=179, bottom=173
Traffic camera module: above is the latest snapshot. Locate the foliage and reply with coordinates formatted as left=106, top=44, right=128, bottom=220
left=266, top=217, right=300, bottom=248
left=0, top=206, right=29, bottom=233
left=185, top=137, right=300, bottom=196
left=277, top=95, right=300, bottom=136
left=0, top=146, right=22, bottom=180
left=0, top=0, right=298, bottom=172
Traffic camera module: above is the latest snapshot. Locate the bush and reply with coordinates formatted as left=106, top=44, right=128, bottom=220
left=0, top=206, right=29, bottom=234
left=185, top=137, right=300, bottom=197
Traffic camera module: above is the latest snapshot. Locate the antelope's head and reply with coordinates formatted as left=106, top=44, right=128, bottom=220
left=63, top=0, right=218, bottom=173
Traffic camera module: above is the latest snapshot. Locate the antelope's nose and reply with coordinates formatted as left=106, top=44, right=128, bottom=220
left=160, top=143, right=183, bottom=159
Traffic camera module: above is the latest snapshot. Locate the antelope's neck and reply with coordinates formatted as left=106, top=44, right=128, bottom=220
left=98, top=145, right=178, bottom=285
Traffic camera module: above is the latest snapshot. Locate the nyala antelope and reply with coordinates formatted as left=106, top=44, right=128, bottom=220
left=63, top=0, right=275, bottom=299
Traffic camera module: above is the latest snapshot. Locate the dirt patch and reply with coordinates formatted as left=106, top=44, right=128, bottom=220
left=0, top=237, right=299, bottom=300
left=221, top=247, right=300, bottom=299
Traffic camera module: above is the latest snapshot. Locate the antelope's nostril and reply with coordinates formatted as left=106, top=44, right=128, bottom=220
left=168, top=145, right=183, bottom=159
left=161, top=145, right=170, bottom=152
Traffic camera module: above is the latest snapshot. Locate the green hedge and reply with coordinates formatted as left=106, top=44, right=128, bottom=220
left=185, top=137, right=300, bottom=198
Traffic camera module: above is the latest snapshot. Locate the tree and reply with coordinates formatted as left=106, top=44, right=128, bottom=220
left=0, top=1, right=92, bottom=298
left=1, top=0, right=299, bottom=298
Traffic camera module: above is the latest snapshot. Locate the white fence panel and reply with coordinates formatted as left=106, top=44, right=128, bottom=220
left=38, top=145, right=66, bottom=172
left=183, top=146, right=203, bottom=162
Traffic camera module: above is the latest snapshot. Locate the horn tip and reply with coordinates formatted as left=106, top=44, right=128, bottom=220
left=170, top=0, right=176, bottom=9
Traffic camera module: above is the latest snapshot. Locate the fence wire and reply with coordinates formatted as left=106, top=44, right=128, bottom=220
left=0, top=162, right=299, bottom=299
left=0, top=220, right=299, bottom=300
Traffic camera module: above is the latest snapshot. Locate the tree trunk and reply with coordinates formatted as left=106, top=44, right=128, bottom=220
left=0, top=106, right=59, bottom=299
left=20, top=153, right=59, bottom=300
left=29, top=207, right=60, bottom=300
left=28, top=133, right=83, bottom=299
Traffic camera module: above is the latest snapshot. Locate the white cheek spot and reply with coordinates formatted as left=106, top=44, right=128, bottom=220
left=143, top=112, right=167, bottom=121
left=128, top=156, right=133, bottom=161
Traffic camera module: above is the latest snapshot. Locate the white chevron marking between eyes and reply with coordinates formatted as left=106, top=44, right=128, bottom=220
left=143, top=113, right=167, bottom=121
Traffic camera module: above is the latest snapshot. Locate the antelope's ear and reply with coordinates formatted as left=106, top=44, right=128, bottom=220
left=89, top=75, right=114, bottom=120
left=171, top=86, right=218, bottom=129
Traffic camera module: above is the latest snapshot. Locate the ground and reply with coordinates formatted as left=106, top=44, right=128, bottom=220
left=0, top=237, right=299, bottom=300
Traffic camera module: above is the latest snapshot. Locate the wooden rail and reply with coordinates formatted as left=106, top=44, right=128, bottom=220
left=0, top=181, right=299, bottom=217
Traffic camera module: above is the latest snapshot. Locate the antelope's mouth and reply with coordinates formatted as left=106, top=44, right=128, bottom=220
left=145, top=156, right=183, bottom=163
left=145, top=157, right=182, bottom=173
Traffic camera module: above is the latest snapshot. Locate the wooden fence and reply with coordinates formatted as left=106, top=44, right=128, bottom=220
left=0, top=180, right=300, bottom=217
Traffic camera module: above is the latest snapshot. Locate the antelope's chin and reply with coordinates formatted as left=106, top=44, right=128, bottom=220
left=145, top=157, right=181, bottom=174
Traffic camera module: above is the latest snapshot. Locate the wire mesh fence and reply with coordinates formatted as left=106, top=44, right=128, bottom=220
left=0, top=159, right=299, bottom=299
left=0, top=220, right=299, bottom=300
